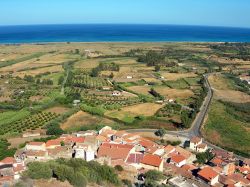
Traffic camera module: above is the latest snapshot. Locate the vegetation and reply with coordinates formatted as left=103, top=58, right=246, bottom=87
left=144, top=170, right=165, bottom=187
left=155, top=128, right=167, bottom=139
left=195, top=149, right=214, bottom=164
left=24, top=158, right=121, bottom=187
left=204, top=100, right=250, bottom=157
left=0, top=139, right=16, bottom=160
left=0, top=111, right=59, bottom=135
left=0, top=52, right=48, bottom=68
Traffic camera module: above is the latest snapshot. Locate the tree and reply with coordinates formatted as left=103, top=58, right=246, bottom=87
left=155, top=128, right=166, bottom=139
left=109, top=72, right=114, bottom=78
left=114, top=165, right=123, bottom=172
left=46, top=125, right=64, bottom=136
left=196, top=149, right=214, bottom=164
left=181, top=110, right=192, bottom=128
left=155, top=65, right=161, bottom=72
left=25, top=162, right=52, bottom=179
left=58, top=76, right=64, bottom=85
left=36, top=78, right=41, bottom=84
left=144, top=170, right=165, bottom=187
left=122, top=179, right=132, bottom=187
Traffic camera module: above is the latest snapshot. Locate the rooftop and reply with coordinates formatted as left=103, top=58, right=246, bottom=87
left=198, top=167, right=218, bottom=181
left=141, top=154, right=162, bottom=167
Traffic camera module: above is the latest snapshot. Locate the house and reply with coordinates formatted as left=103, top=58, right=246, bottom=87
left=22, top=131, right=40, bottom=138
left=25, top=142, right=46, bottom=151
left=25, top=150, right=48, bottom=161
left=198, top=166, right=219, bottom=186
left=112, top=90, right=121, bottom=96
left=189, top=136, right=202, bottom=151
left=163, top=145, right=176, bottom=158
left=227, top=173, right=250, bottom=186
left=223, top=163, right=236, bottom=175
left=126, top=75, right=133, bottom=79
left=170, top=154, right=186, bottom=167
left=75, top=130, right=96, bottom=137
left=48, top=146, right=72, bottom=159
left=196, top=143, right=208, bottom=153
left=75, top=146, right=95, bottom=162
left=46, top=139, right=62, bottom=149
left=175, top=146, right=195, bottom=163
left=97, top=143, right=134, bottom=161
left=140, top=154, right=164, bottom=172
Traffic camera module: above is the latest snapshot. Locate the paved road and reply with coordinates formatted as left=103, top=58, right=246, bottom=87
left=126, top=73, right=246, bottom=159
left=127, top=73, right=213, bottom=138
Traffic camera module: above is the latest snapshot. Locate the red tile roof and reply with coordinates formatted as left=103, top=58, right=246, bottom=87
left=211, top=157, right=224, bottom=166
left=69, top=137, right=85, bottom=143
left=0, top=157, right=16, bottom=165
left=181, top=164, right=197, bottom=171
left=171, top=154, right=186, bottom=164
left=164, top=145, right=175, bottom=153
left=198, top=167, right=218, bottom=182
left=141, top=154, right=162, bottom=167
left=190, top=136, right=202, bottom=144
left=46, top=139, right=61, bottom=147
left=228, top=173, right=250, bottom=185
left=97, top=143, right=133, bottom=161
left=139, top=139, right=156, bottom=148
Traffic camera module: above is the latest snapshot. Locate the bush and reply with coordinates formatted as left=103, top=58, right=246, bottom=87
left=25, top=162, right=52, bottom=179
left=114, top=165, right=123, bottom=172
left=46, top=125, right=64, bottom=136
left=25, top=159, right=121, bottom=187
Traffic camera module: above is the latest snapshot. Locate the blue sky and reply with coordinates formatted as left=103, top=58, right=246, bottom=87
left=0, top=0, right=250, bottom=28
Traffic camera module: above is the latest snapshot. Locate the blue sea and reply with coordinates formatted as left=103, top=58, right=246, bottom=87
left=0, top=24, right=250, bottom=43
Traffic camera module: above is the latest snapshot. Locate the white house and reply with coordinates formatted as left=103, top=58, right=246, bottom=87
left=75, top=146, right=95, bottom=162
left=85, top=147, right=95, bottom=162
left=126, top=75, right=133, bottom=79
left=189, top=136, right=202, bottom=151
left=25, top=142, right=46, bottom=151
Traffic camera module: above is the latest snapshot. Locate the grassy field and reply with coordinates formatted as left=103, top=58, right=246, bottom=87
left=203, top=100, right=250, bottom=157
left=0, top=110, right=30, bottom=128
left=0, top=43, right=249, bottom=158
left=105, top=103, right=163, bottom=123
left=61, top=111, right=114, bottom=130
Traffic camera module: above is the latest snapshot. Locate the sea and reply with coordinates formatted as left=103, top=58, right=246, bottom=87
left=0, top=24, right=250, bottom=43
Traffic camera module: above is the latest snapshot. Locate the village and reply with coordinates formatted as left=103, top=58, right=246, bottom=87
left=1, top=126, right=250, bottom=187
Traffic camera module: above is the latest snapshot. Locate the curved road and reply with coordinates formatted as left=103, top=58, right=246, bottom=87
left=127, top=73, right=213, bottom=138
left=126, top=73, right=246, bottom=159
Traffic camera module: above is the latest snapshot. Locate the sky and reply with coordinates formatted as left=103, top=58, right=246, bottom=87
left=0, top=0, right=250, bottom=28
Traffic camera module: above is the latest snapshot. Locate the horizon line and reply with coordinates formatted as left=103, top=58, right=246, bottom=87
left=0, top=23, right=250, bottom=29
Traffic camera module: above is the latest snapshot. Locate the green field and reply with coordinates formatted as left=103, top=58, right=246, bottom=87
left=204, top=100, right=250, bottom=157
